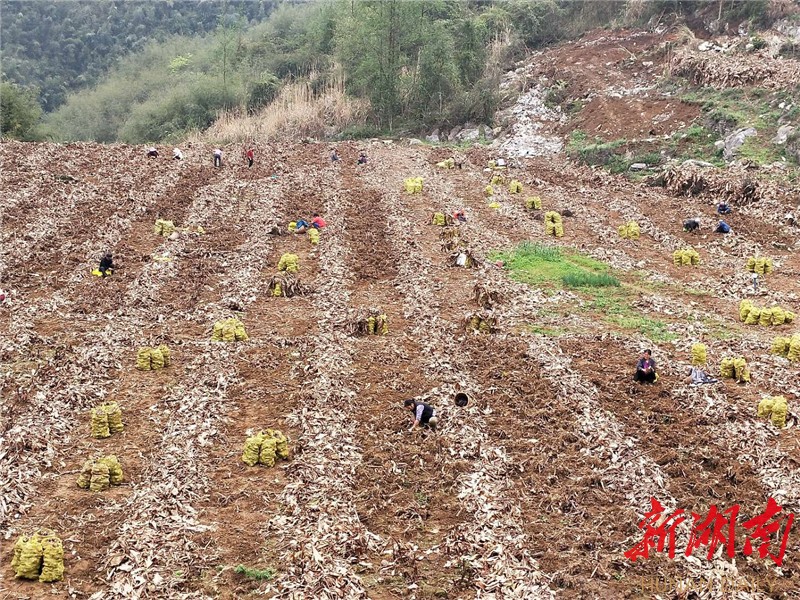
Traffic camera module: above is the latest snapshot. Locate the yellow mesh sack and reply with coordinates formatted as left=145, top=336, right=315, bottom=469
left=259, top=436, right=277, bottom=467
left=234, top=321, right=249, bottom=342
left=242, top=432, right=263, bottom=467
left=733, top=357, right=750, bottom=383
left=786, top=311, right=796, bottom=324
left=746, top=257, right=757, bottom=272
left=525, top=196, right=542, bottom=209
left=771, top=396, right=788, bottom=428
left=89, top=461, right=110, bottom=492
left=719, top=357, right=735, bottom=379
left=759, top=308, right=773, bottom=326
left=484, top=185, right=494, bottom=197
left=104, top=402, right=123, bottom=433
left=211, top=321, right=224, bottom=341
left=308, top=228, right=320, bottom=245
left=77, top=459, right=93, bottom=489
left=680, top=250, right=692, bottom=265
left=288, top=221, right=297, bottom=233
left=12, top=533, right=43, bottom=580
left=788, top=334, right=800, bottom=362
left=376, top=314, right=389, bottom=335
left=404, top=177, right=423, bottom=194
left=508, top=179, right=523, bottom=194
left=39, top=534, right=64, bottom=583
left=91, top=407, right=110, bottom=439
left=690, top=343, right=707, bottom=366
left=136, top=348, right=152, bottom=370
left=771, top=337, right=791, bottom=356
left=758, top=396, right=775, bottom=418
left=271, top=429, right=289, bottom=460
left=277, top=253, right=299, bottom=273
left=222, top=322, right=236, bottom=342
left=772, top=307, right=786, bottom=326
left=739, top=300, right=753, bottom=322
left=100, top=455, right=124, bottom=485
left=157, top=344, right=171, bottom=367
left=744, top=308, right=761, bottom=325
left=150, top=347, right=165, bottom=369
left=431, top=212, right=446, bottom=226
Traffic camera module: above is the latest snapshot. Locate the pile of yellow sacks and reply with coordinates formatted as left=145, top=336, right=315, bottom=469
left=153, top=219, right=176, bottom=237
left=490, top=174, right=505, bottom=185
left=136, top=345, right=170, bottom=370
left=431, top=212, right=452, bottom=226
left=672, top=248, right=700, bottom=266
left=12, top=530, right=64, bottom=582
left=404, top=177, right=424, bottom=194
left=242, top=429, right=290, bottom=467
left=91, top=402, right=124, bottom=438
left=211, top=318, right=249, bottom=342
left=508, top=180, right=523, bottom=194
left=545, top=211, right=564, bottom=237
left=308, top=228, right=320, bottom=245
left=277, top=253, right=299, bottom=273
left=719, top=357, right=750, bottom=382
left=618, top=221, right=641, bottom=239
left=484, top=185, right=494, bottom=197
left=690, top=343, right=707, bottom=365
left=436, top=158, right=455, bottom=169
left=525, top=197, right=542, bottom=210
left=758, top=395, right=788, bottom=428
left=77, top=455, right=123, bottom=491
left=746, top=256, right=774, bottom=275
left=771, top=334, right=800, bottom=361
left=739, top=300, right=796, bottom=326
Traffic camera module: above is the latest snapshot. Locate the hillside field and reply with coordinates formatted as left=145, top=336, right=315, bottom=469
left=1, top=136, right=799, bottom=599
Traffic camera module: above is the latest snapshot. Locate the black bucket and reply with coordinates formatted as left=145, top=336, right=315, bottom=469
left=455, top=392, right=469, bottom=407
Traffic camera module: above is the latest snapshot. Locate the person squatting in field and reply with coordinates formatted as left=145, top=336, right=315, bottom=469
left=405, top=398, right=438, bottom=431
left=634, top=349, right=657, bottom=383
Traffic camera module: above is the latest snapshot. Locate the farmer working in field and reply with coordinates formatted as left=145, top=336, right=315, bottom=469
left=173, top=148, right=183, bottom=160
left=147, top=147, right=158, bottom=158
left=715, top=220, right=731, bottom=234
left=717, top=202, right=731, bottom=215
left=405, top=398, right=438, bottom=431
left=634, top=349, right=657, bottom=384
left=357, top=151, right=368, bottom=165
left=294, top=218, right=311, bottom=233
left=311, top=213, right=327, bottom=229
left=213, top=148, right=223, bottom=168
left=97, top=252, right=114, bottom=278
left=683, top=218, right=700, bottom=233
left=245, top=145, right=254, bottom=168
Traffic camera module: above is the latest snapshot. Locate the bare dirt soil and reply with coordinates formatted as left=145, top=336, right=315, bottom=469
left=2, top=28, right=800, bottom=600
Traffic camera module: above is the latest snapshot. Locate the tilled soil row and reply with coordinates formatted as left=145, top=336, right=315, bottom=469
left=361, top=158, right=556, bottom=599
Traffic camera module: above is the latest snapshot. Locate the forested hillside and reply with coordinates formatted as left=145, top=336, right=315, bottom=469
left=0, top=0, right=275, bottom=111
left=0, top=0, right=779, bottom=143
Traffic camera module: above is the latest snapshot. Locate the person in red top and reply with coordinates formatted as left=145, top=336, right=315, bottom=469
left=245, top=146, right=254, bottom=168
left=311, top=213, right=326, bottom=229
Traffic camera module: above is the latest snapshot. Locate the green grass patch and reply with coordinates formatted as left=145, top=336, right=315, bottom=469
left=581, top=288, right=678, bottom=342
left=494, top=242, right=618, bottom=288
left=562, top=272, right=620, bottom=288
left=527, top=324, right=569, bottom=337
left=234, top=565, right=275, bottom=581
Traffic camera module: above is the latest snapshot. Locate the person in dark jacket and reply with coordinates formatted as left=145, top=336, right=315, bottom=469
left=717, top=202, right=731, bottom=215
left=683, top=218, right=700, bottom=233
left=405, top=398, right=438, bottom=431
left=634, top=349, right=657, bottom=383
left=357, top=152, right=367, bottom=165
left=147, top=147, right=158, bottom=158
left=98, top=252, right=114, bottom=277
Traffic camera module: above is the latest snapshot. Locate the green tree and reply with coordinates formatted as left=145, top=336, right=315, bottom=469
left=0, top=81, right=42, bottom=140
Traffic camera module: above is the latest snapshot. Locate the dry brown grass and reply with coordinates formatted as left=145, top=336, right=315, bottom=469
left=194, top=73, right=370, bottom=144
